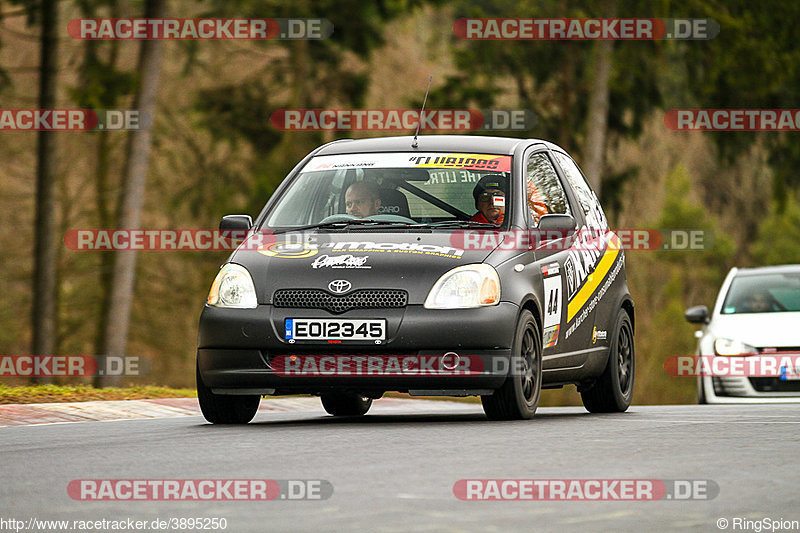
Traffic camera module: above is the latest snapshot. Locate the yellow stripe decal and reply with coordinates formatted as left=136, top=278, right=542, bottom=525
left=567, top=235, right=621, bottom=322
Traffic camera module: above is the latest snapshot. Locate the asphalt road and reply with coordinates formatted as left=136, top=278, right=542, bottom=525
left=2, top=401, right=800, bottom=533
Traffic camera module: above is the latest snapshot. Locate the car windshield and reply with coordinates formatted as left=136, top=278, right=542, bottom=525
left=263, top=152, right=512, bottom=229
left=721, top=271, right=800, bottom=314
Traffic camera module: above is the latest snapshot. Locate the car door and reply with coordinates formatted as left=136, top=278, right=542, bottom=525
left=522, top=149, right=584, bottom=371
left=552, top=150, right=619, bottom=357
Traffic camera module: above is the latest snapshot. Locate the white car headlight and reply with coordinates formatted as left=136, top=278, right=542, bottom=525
left=207, top=263, right=258, bottom=309
left=424, top=264, right=500, bottom=309
left=714, top=338, right=757, bottom=356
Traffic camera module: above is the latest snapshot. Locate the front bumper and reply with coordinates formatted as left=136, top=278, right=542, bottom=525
left=198, top=302, right=520, bottom=394
left=701, top=375, right=800, bottom=404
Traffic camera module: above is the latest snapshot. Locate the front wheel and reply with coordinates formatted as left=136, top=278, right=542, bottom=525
left=481, top=310, right=542, bottom=420
left=581, top=310, right=635, bottom=413
left=320, top=393, right=372, bottom=416
left=196, top=362, right=260, bottom=424
left=697, top=376, right=708, bottom=404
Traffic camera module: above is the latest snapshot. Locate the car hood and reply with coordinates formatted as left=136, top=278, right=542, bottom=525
left=710, top=312, right=800, bottom=348
left=230, top=231, right=502, bottom=305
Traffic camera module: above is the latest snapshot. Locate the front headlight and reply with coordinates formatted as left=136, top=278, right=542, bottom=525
left=207, top=263, right=257, bottom=309
left=714, top=338, right=757, bottom=356
left=424, top=264, right=500, bottom=309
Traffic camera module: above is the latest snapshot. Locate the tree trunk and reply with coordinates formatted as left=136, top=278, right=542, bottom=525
left=583, top=0, right=617, bottom=197
left=31, top=0, right=59, bottom=384
left=97, top=0, right=166, bottom=387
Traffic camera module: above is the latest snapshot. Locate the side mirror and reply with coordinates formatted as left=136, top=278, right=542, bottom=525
left=219, top=214, right=252, bottom=232
left=537, top=214, right=576, bottom=233
left=685, top=305, right=709, bottom=324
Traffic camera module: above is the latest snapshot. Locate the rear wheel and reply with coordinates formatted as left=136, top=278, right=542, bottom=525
left=481, top=310, right=542, bottom=420
left=320, top=393, right=372, bottom=416
left=196, top=362, right=260, bottom=424
left=581, top=310, right=635, bottom=413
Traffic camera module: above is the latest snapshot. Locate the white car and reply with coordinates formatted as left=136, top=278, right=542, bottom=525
left=685, top=265, right=800, bottom=403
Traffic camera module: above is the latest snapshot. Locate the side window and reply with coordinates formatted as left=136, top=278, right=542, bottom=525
left=311, top=169, right=348, bottom=221
left=526, top=153, right=571, bottom=225
left=553, top=152, right=608, bottom=231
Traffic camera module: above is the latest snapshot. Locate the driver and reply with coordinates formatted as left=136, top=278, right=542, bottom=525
left=470, top=174, right=507, bottom=224
left=345, top=181, right=382, bottom=218
left=740, top=290, right=774, bottom=313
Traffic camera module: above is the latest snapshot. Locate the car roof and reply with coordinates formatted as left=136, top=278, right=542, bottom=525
left=314, top=135, right=566, bottom=156
left=734, top=264, right=800, bottom=277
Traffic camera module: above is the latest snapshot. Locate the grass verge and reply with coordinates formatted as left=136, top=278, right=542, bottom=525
left=0, top=384, right=196, bottom=405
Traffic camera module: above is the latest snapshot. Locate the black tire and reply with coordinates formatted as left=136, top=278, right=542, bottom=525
left=581, top=310, right=635, bottom=413
left=196, top=362, right=260, bottom=424
left=697, top=376, right=707, bottom=404
left=320, top=393, right=372, bottom=416
left=481, top=310, right=542, bottom=420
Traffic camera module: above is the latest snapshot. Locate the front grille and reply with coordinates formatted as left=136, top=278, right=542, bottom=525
left=273, top=289, right=408, bottom=314
left=748, top=378, right=800, bottom=393
left=751, top=347, right=800, bottom=392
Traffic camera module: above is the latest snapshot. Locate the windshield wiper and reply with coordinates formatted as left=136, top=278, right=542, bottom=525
left=268, top=219, right=415, bottom=235
left=411, top=220, right=501, bottom=229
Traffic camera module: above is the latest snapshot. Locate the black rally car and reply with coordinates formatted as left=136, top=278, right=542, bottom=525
left=197, top=135, right=634, bottom=422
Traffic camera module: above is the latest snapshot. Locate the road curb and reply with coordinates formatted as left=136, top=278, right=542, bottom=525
left=0, top=396, right=477, bottom=427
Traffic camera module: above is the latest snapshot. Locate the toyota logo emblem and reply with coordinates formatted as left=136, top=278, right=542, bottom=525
left=328, top=280, right=352, bottom=294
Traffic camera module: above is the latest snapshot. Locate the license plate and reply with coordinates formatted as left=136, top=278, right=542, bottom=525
left=780, top=365, right=800, bottom=380
left=285, top=318, right=386, bottom=341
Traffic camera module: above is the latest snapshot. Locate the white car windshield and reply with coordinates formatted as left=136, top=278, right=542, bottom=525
left=263, top=152, right=513, bottom=228
left=721, top=271, right=800, bottom=314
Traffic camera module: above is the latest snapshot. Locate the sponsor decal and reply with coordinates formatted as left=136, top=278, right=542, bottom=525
left=564, top=256, right=577, bottom=297
left=592, top=327, right=607, bottom=344
left=303, top=152, right=512, bottom=173
left=567, top=234, right=621, bottom=322
left=311, top=254, right=370, bottom=269
left=565, top=252, right=624, bottom=340
left=258, top=242, right=318, bottom=258
left=259, top=241, right=464, bottom=260
left=543, top=325, right=560, bottom=349
left=563, top=229, right=607, bottom=302
left=542, top=276, right=562, bottom=329
left=492, top=195, right=505, bottom=207
left=408, top=154, right=512, bottom=173
left=541, top=262, right=560, bottom=277
left=326, top=241, right=464, bottom=259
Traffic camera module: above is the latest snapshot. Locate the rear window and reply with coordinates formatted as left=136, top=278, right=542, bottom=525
left=721, top=272, right=800, bottom=314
